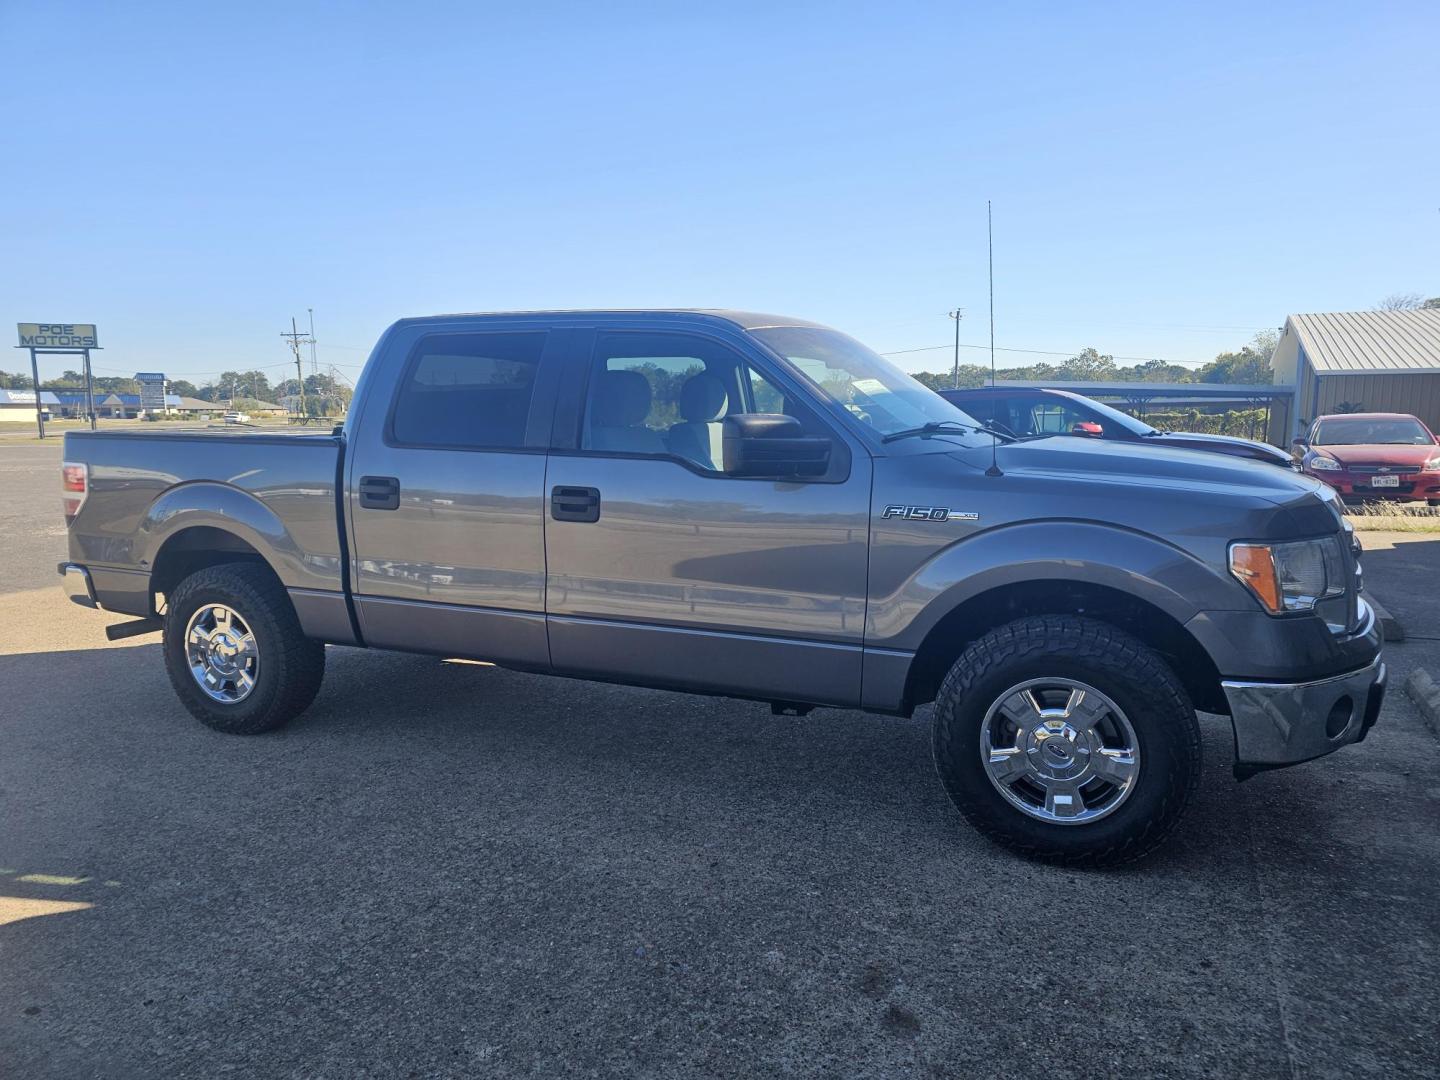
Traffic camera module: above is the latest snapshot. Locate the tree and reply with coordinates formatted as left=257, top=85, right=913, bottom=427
left=1378, top=292, right=1424, bottom=311
left=1424, top=297, right=1440, bottom=310
left=1056, top=348, right=1116, bottom=381
left=276, top=373, right=353, bottom=416
left=912, top=366, right=989, bottom=390
left=168, top=379, right=199, bottom=398
left=1195, top=329, right=1276, bottom=385
left=1128, top=358, right=1191, bottom=383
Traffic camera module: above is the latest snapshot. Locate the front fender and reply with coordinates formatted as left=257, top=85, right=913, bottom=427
left=138, top=481, right=336, bottom=592
left=867, top=520, right=1245, bottom=651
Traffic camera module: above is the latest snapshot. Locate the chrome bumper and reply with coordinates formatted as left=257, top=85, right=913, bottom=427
left=1223, top=654, right=1385, bottom=773
left=58, top=562, right=97, bottom=609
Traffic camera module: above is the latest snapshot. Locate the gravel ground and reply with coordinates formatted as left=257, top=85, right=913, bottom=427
left=1, top=441, right=1437, bottom=1079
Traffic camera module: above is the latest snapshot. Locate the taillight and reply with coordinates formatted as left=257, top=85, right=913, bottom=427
left=62, top=461, right=88, bottom=522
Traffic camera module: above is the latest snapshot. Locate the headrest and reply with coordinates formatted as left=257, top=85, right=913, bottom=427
left=592, top=369, right=652, bottom=426
left=678, top=373, right=729, bottom=422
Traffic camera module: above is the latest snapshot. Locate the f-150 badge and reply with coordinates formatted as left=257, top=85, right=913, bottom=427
left=881, top=505, right=979, bottom=522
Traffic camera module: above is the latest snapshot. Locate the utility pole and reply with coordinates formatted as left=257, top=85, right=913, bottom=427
left=281, top=317, right=314, bottom=420
left=947, top=309, right=964, bottom=388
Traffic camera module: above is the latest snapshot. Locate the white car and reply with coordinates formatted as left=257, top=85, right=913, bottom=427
left=221, top=411, right=250, bottom=424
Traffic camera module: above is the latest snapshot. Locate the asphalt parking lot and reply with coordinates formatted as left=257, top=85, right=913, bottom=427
left=2, top=440, right=1438, bottom=1079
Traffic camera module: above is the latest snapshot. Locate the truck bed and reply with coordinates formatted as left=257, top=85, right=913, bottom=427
left=63, top=428, right=346, bottom=616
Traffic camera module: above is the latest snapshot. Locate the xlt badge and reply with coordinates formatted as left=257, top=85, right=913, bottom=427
left=881, top=505, right=979, bottom=522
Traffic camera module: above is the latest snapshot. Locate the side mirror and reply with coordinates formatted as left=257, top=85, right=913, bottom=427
left=722, top=413, right=831, bottom=478
left=1071, top=421, right=1103, bottom=437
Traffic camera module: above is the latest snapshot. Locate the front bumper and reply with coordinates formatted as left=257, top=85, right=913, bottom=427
left=1223, top=652, right=1385, bottom=776
left=1313, top=471, right=1440, bottom=501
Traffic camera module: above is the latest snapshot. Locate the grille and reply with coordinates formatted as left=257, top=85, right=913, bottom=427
left=1344, top=464, right=1414, bottom=475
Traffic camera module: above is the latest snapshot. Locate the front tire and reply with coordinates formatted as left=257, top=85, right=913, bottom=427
left=163, top=562, right=325, bottom=734
left=932, top=615, right=1201, bottom=867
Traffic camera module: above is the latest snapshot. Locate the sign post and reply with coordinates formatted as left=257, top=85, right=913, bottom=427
left=15, top=324, right=102, bottom=438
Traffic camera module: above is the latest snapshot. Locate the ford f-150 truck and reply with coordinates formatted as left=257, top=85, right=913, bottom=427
left=58, top=310, right=1385, bottom=866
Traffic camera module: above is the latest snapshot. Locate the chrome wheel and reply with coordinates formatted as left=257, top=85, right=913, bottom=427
left=979, top=678, right=1140, bottom=824
left=184, top=604, right=259, bottom=704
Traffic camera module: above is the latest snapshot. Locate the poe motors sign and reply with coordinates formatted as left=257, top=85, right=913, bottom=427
left=18, top=323, right=99, bottom=348
left=16, top=321, right=102, bottom=438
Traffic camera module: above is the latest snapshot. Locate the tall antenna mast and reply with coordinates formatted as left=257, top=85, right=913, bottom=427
left=308, top=308, right=318, bottom=377
left=988, top=199, right=995, bottom=388
left=984, top=200, right=1003, bottom=477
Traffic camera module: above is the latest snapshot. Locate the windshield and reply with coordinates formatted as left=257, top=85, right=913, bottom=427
left=1314, top=418, right=1432, bottom=445
left=749, top=326, right=982, bottom=439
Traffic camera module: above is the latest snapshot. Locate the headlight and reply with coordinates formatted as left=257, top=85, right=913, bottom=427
left=1423, top=457, right=1440, bottom=473
left=1229, top=537, right=1346, bottom=614
left=1308, top=455, right=1341, bottom=472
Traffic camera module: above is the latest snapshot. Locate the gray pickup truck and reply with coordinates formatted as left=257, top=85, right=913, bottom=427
left=59, top=310, right=1384, bottom=865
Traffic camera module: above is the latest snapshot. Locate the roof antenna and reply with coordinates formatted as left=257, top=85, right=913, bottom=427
left=985, top=199, right=1003, bottom=477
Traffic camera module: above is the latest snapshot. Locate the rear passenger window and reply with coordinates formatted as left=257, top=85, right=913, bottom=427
left=391, top=332, right=545, bottom=450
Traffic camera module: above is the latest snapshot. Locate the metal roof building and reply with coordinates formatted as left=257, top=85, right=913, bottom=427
left=1267, top=309, right=1440, bottom=444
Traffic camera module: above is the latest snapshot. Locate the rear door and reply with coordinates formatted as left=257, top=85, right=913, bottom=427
left=345, top=319, right=571, bottom=666
left=542, top=323, right=872, bottom=706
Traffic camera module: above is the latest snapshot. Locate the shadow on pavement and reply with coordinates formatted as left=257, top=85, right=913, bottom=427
left=2, top=635, right=1438, bottom=1078
left=1359, top=531, right=1440, bottom=640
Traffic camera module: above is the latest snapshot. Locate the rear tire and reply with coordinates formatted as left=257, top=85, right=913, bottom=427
left=932, top=615, right=1201, bottom=867
left=163, top=562, right=325, bottom=734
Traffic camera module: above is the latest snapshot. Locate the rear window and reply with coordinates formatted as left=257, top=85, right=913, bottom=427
left=391, top=332, right=545, bottom=449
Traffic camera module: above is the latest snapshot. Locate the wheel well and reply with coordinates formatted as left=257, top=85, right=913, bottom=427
left=150, top=527, right=273, bottom=610
left=905, top=581, right=1226, bottom=715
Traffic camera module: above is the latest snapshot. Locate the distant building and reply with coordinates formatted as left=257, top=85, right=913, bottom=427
left=0, top=388, right=61, bottom=423
left=1267, top=309, right=1440, bottom=443
left=45, top=392, right=229, bottom=419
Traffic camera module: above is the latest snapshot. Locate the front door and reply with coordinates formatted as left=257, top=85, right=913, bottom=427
left=543, top=326, right=872, bottom=706
left=346, top=322, right=567, bottom=667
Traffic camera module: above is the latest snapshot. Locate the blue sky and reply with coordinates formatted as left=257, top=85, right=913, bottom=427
left=2, top=1, right=1435, bottom=386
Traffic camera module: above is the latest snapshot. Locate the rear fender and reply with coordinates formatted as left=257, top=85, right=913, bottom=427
left=138, top=482, right=313, bottom=590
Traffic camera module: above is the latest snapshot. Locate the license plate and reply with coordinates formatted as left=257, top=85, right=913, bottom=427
left=1370, top=474, right=1400, bottom=488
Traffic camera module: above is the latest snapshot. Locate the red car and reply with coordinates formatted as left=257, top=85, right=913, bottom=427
left=1296, top=412, right=1440, bottom=506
